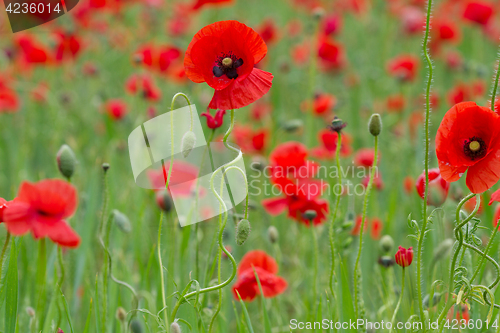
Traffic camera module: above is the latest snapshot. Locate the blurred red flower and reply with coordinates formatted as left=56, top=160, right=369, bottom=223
left=54, top=32, right=81, bottom=62
left=125, top=74, right=161, bottom=101
left=257, top=19, right=278, bottom=44
left=447, top=83, right=470, bottom=106
left=463, top=1, right=493, bottom=26
left=0, top=198, right=9, bottom=222
left=3, top=180, right=80, bottom=248
left=15, top=34, right=49, bottom=64
left=387, top=55, right=418, bottom=81
left=104, top=99, right=127, bottom=120
left=436, top=101, right=500, bottom=193
left=395, top=246, right=413, bottom=267
left=0, top=87, right=19, bottom=113
left=184, top=20, right=273, bottom=110
left=415, top=168, right=450, bottom=206
left=354, top=148, right=378, bottom=168
left=232, top=125, right=268, bottom=154
left=311, top=130, right=352, bottom=159
left=190, top=0, right=233, bottom=11
left=232, top=250, right=287, bottom=301
left=317, top=37, right=345, bottom=70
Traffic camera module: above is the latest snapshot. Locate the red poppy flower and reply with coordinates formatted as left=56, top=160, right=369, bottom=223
left=250, top=102, right=272, bottom=121
left=0, top=198, right=8, bottom=222
left=387, top=55, right=418, bottom=81
left=463, top=1, right=493, bottom=26
left=0, top=88, right=20, bottom=113
left=2, top=180, right=80, bottom=248
left=362, top=172, right=384, bottom=190
left=395, top=246, right=413, bottom=267
left=232, top=125, right=268, bottom=154
left=447, top=84, right=470, bottom=106
left=370, top=218, right=383, bottom=240
left=201, top=109, right=226, bottom=129
left=232, top=250, right=287, bottom=301
left=190, top=0, right=232, bottom=11
left=493, top=204, right=500, bottom=230
left=184, top=20, right=273, bottom=110
left=125, top=74, right=161, bottom=101
left=104, top=99, right=127, bottom=120
left=257, top=19, right=278, bottom=44
left=464, top=195, right=484, bottom=215
left=400, top=6, right=425, bottom=35
left=436, top=101, right=500, bottom=193
left=354, top=148, right=378, bottom=168
left=386, top=94, right=406, bottom=113
left=311, top=130, right=352, bottom=160
left=321, top=14, right=342, bottom=36
left=15, top=34, right=49, bottom=64
left=54, top=32, right=81, bottom=62
left=147, top=161, right=199, bottom=195
left=489, top=188, right=500, bottom=205
left=317, top=37, right=344, bottom=70
left=404, top=176, right=414, bottom=194
left=434, top=20, right=460, bottom=42
left=415, top=168, right=450, bottom=206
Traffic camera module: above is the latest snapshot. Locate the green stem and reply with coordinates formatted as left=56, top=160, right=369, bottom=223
left=305, top=19, right=319, bottom=148
left=36, top=238, right=47, bottom=330
left=100, top=167, right=110, bottom=333
left=171, top=92, right=193, bottom=131
left=353, top=135, right=379, bottom=320
left=389, top=268, right=405, bottom=333
left=329, top=133, right=342, bottom=298
left=0, top=232, right=11, bottom=272
left=57, top=247, right=65, bottom=288
left=417, top=0, right=434, bottom=326
left=470, top=221, right=499, bottom=283
left=223, top=109, right=235, bottom=145
left=310, top=223, right=318, bottom=316
left=491, top=47, right=500, bottom=110
left=437, top=193, right=479, bottom=331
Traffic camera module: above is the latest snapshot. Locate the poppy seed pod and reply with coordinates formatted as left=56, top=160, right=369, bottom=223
left=395, top=246, right=413, bottom=267
left=282, top=119, right=303, bottom=133
left=155, top=190, right=173, bottom=212
left=378, top=256, right=395, bottom=268
left=303, top=209, right=317, bottom=221
left=102, top=163, right=110, bottom=172
left=268, top=226, right=279, bottom=243
left=330, top=116, right=347, bottom=133
left=56, top=144, right=77, bottom=180
left=130, top=319, right=143, bottom=333
left=181, top=131, right=196, bottom=158
left=368, top=114, right=382, bottom=137
left=379, top=235, right=394, bottom=253
left=112, top=210, right=132, bottom=233
left=170, top=322, right=182, bottom=333
left=236, top=219, right=251, bottom=245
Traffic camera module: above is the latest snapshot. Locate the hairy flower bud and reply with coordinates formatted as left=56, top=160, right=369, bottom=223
left=171, top=322, right=182, bottom=333
left=379, top=235, right=394, bottom=253
left=268, top=226, right=279, bottom=243
left=181, top=131, right=196, bottom=158
left=155, top=190, right=173, bottom=212
left=236, top=219, right=251, bottom=245
left=116, top=307, right=127, bottom=322
left=112, top=210, right=132, bottom=233
left=302, top=209, right=317, bottom=221
left=368, top=113, right=382, bottom=137
left=282, top=119, right=303, bottom=133
left=56, top=144, right=77, bottom=180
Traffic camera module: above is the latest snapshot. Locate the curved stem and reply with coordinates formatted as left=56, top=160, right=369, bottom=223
left=389, top=268, right=405, bottom=333
left=329, top=132, right=342, bottom=298
left=470, top=222, right=499, bottom=283
left=171, top=92, right=193, bottom=131
left=223, top=109, right=235, bottom=146
left=417, top=0, right=434, bottom=326
left=353, top=135, right=378, bottom=319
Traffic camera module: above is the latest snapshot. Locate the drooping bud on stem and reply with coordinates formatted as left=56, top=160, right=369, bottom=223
left=236, top=219, right=251, bottom=245
left=56, top=144, right=77, bottom=180
left=171, top=322, right=182, bottom=333
left=116, top=307, right=127, bottom=322
left=368, top=113, right=382, bottom=137
left=379, top=235, right=394, bottom=254
left=181, top=131, right=196, bottom=158
left=156, top=190, right=173, bottom=212
left=112, top=210, right=132, bottom=233
left=268, top=226, right=279, bottom=243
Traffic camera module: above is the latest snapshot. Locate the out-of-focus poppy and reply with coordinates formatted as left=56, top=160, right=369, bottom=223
left=54, top=32, right=81, bottom=62
left=125, top=73, right=161, bottom=101
left=104, top=99, right=127, bottom=120
left=184, top=20, right=273, bottom=110
left=201, top=109, right=226, bottom=129
left=232, top=125, right=268, bottom=154
left=436, top=101, right=500, bottom=193
left=318, top=37, right=344, bottom=70
left=387, top=55, right=418, bottom=81
left=311, top=130, right=352, bottom=159
left=463, top=1, right=493, bottom=26
left=3, top=180, right=80, bottom=248
left=415, top=168, right=450, bottom=206
left=232, top=250, right=287, bottom=301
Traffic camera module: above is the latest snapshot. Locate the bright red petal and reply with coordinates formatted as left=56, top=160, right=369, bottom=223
left=45, top=220, right=81, bottom=248
left=261, top=197, right=288, bottom=216
left=238, top=250, right=278, bottom=276
left=466, top=148, right=500, bottom=193
left=209, top=68, right=273, bottom=109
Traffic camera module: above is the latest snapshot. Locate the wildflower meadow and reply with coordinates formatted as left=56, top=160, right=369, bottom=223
left=2, top=0, right=500, bottom=332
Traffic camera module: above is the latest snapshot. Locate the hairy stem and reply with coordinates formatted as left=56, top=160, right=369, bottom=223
left=390, top=268, right=405, bottom=333
left=329, top=133, right=342, bottom=298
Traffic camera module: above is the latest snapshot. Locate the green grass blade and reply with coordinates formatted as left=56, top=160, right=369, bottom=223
left=83, top=298, right=93, bottom=333
left=236, top=291, right=254, bottom=333
left=4, top=240, right=17, bottom=333
left=252, top=268, right=272, bottom=333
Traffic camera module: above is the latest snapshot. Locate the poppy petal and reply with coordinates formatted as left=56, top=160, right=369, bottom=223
left=208, top=68, right=273, bottom=109
left=238, top=250, right=278, bottom=276
left=438, top=159, right=468, bottom=182
left=466, top=148, right=500, bottom=193
left=45, top=220, right=81, bottom=248
left=489, top=188, right=500, bottom=205
left=3, top=201, right=31, bottom=235
left=261, top=197, right=288, bottom=216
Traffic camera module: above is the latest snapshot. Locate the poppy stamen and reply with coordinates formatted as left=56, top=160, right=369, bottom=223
left=213, top=52, right=243, bottom=80
left=222, top=57, right=233, bottom=68
left=463, top=136, right=487, bottom=160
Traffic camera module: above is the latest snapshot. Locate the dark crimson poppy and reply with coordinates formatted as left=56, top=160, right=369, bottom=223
left=388, top=55, right=418, bottom=81
left=184, top=20, right=273, bottom=110
left=232, top=250, right=287, bottom=301
left=3, top=180, right=80, bottom=248
left=395, top=246, right=413, bottom=267
left=125, top=74, right=161, bottom=101
left=54, top=32, right=81, bottom=62
left=436, top=101, right=500, bottom=193
left=104, top=99, right=127, bottom=120
left=201, top=109, right=226, bottom=129
left=415, top=168, right=450, bottom=206
left=463, top=1, right=493, bottom=26
left=321, top=14, right=342, bottom=36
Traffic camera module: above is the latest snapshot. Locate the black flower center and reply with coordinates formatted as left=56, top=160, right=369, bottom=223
left=463, top=136, right=487, bottom=160
left=213, top=52, right=244, bottom=80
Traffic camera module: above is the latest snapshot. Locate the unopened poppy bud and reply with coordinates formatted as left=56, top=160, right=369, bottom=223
left=268, top=226, right=279, bottom=243
left=303, top=209, right=317, bottom=221
left=378, top=256, right=395, bottom=268
left=236, top=219, right=251, bottom=245
left=379, top=235, right=394, bottom=253
left=282, top=119, right=303, bottom=133
left=57, top=329, right=64, bottom=333
left=181, top=131, right=196, bottom=158
left=156, top=190, right=173, bottom=212
left=368, top=114, right=382, bottom=137
left=312, top=6, right=325, bottom=19
left=112, top=210, right=132, bottom=233
left=330, top=116, right=347, bottom=133
left=130, top=319, right=143, bottom=333
left=56, top=144, right=77, bottom=180
left=102, top=163, right=110, bottom=172
left=433, top=239, right=454, bottom=262
left=26, top=306, right=35, bottom=317
left=116, top=307, right=127, bottom=322
left=170, top=322, right=182, bottom=333
left=395, top=246, right=413, bottom=267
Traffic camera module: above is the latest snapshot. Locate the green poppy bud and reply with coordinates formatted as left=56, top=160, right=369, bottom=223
left=368, top=113, right=382, bottom=137
left=268, top=226, right=279, bottom=243
left=171, top=322, right=182, bottom=333
left=56, top=144, right=77, bottom=180
left=379, top=235, right=394, bottom=253
left=116, top=307, right=127, bottom=322
left=303, top=209, right=317, bottom=221
left=236, top=219, right=251, bottom=245
left=112, top=210, right=131, bottom=233
left=282, top=119, right=303, bottom=133
left=181, top=131, right=196, bottom=158
left=130, top=319, right=143, bottom=333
